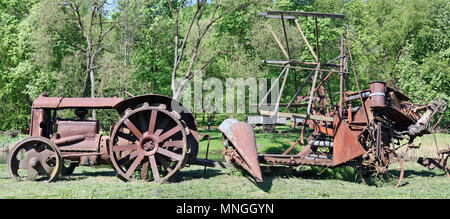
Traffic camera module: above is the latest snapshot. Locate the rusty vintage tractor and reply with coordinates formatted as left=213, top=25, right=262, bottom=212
left=8, top=93, right=200, bottom=182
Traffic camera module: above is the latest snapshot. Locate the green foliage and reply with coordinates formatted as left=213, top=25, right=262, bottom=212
left=128, top=3, right=175, bottom=96
left=0, top=0, right=449, bottom=131
left=0, top=0, right=40, bottom=131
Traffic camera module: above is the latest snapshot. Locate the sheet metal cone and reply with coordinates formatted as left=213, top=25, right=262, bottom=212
left=219, top=119, right=263, bottom=182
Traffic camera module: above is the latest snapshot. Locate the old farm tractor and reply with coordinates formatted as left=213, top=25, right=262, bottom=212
left=218, top=11, right=448, bottom=187
left=8, top=94, right=200, bottom=182
left=7, top=11, right=448, bottom=186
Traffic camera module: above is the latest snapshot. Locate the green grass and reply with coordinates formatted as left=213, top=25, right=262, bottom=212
left=197, top=126, right=305, bottom=161
left=401, top=133, right=450, bottom=158
left=0, top=126, right=448, bottom=199
left=0, top=162, right=448, bottom=199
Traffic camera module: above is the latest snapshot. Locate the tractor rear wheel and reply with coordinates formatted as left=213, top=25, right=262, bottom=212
left=109, top=104, right=188, bottom=183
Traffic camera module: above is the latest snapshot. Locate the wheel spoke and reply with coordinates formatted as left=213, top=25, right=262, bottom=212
left=118, top=150, right=139, bottom=165
left=125, top=153, right=144, bottom=178
left=154, top=118, right=169, bottom=137
left=138, top=113, right=148, bottom=132
left=141, top=160, right=149, bottom=180
left=158, top=126, right=181, bottom=142
left=149, top=155, right=160, bottom=181
left=18, top=160, right=27, bottom=169
left=31, top=148, right=54, bottom=176
left=116, top=131, right=137, bottom=142
left=124, top=119, right=143, bottom=140
left=156, top=155, right=173, bottom=172
left=154, top=129, right=163, bottom=137
left=148, top=110, right=157, bottom=135
left=26, top=168, right=38, bottom=181
left=157, top=147, right=182, bottom=161
left=162, top=140, right=185, bottom=148
left=112, top=143, right=138, bottom=152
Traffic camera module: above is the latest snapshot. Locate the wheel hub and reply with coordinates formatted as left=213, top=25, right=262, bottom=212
left=139, top=135, right=159, bottom=156
left=143, top=140, right=155, bottom=151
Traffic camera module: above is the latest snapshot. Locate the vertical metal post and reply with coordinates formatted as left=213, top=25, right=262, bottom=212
left=346, top=31, right=370, bottom=125
left=281, top=15, right=291, bottom=60
left=203, top=134, right=211, bottom=176
left=339, top=34, right=344, bottom=118
left=376, top=122, right=382, bottom=160
left=307, top=64, right=321, bottom=117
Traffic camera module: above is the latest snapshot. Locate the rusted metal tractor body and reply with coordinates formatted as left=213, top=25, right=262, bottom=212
left=218, top=10, right=448, bottom=186
left=8, top=93, right=199, bottom=182
left=29, top=96, right=122, bottom=166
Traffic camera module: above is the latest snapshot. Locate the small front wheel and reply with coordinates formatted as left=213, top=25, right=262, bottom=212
left=8, top=136, right=63, bottom=182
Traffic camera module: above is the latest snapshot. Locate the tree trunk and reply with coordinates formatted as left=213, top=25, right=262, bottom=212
left=82, top=70, right=90, bottom=97
left=82, top=48, right=92, bottom=98
left=90, top=68, right=96, bottom=120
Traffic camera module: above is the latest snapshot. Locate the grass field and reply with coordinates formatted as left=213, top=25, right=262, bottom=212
left=0, top=162, right=448, bottom=199
left=0, top=125, right=448, bottom=199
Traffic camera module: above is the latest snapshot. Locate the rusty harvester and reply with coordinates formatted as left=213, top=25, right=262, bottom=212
left=7, top=11, right=448, bottom=186
left=217, top=11, right=448, bottom=187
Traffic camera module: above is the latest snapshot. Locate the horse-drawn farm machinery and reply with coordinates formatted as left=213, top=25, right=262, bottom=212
left=7, top=11, right=448, bottom=186
left=219, top=10, right=448, bottom=187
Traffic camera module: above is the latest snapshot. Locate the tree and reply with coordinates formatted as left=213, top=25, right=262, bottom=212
left=42, top=0, right=122, bottom=119
left=0, top=0, right=40, bottom=130
left=168, top=0, right=255, bottom=100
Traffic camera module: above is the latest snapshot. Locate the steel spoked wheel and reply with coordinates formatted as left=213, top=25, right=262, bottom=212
left=8, top=137, right=63, bottom=182
left=109, top=105, right=188, bottom=183
left=359, top=147, right=404, bottom=187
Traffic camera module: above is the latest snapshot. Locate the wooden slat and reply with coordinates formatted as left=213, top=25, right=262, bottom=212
left=258, top=12, right=296, bottom=19
left=267, top=24, right=290, bottom=60
left=262, top=60, right=340, bottom=67
left=265, top=10, right=345, bottom=19
left=259, top=110, right=333, bottom=122
left=294, top=18, right=319, bottom=62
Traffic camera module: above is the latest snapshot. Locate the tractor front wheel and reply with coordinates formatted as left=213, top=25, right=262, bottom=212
left=8, top=136, right=63, bottom=182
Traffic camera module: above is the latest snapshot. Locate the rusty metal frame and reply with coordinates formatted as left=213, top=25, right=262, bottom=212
left=217, top=10, right=447, bottom=185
